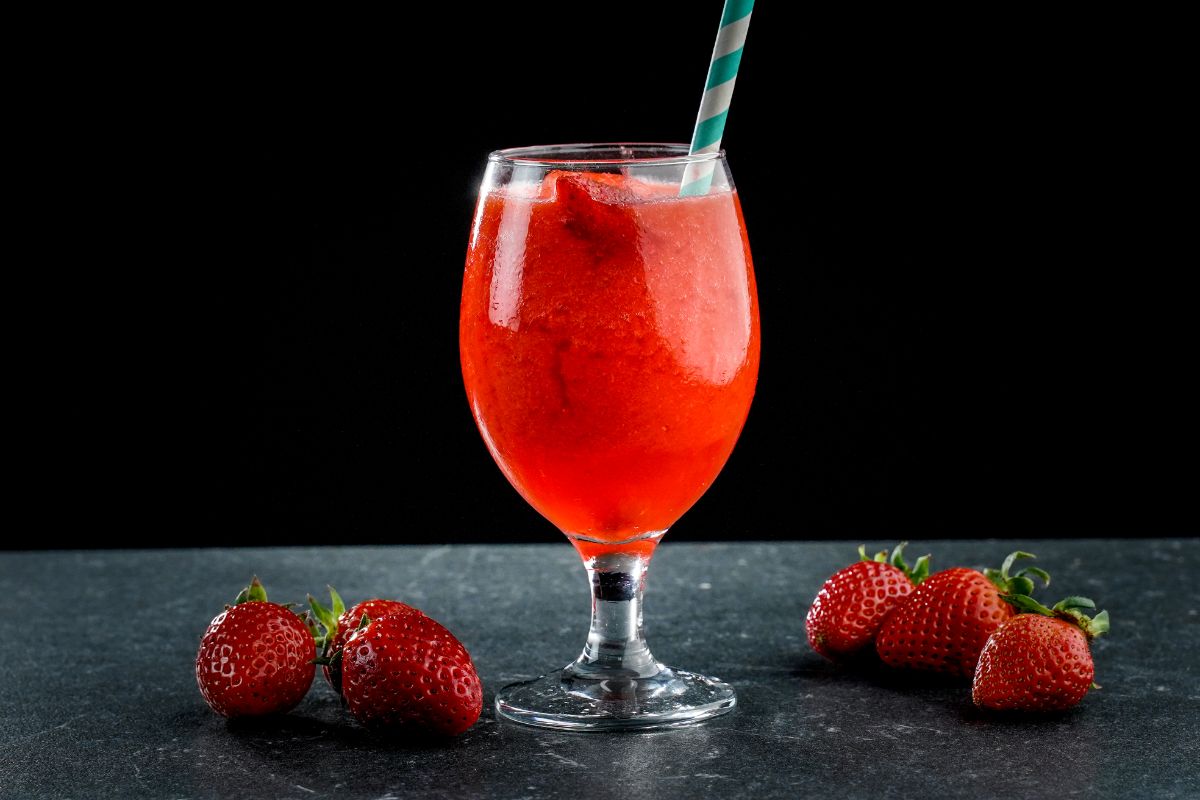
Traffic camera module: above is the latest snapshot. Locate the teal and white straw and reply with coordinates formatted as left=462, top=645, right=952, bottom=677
left=680, top=0, right=754, bottom=197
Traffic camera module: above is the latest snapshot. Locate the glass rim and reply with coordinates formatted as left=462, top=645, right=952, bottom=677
left=488, top=143, right=725, bottom=167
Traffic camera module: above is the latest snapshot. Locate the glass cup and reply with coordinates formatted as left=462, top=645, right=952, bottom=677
left=459, top=143, right=760, bottom=730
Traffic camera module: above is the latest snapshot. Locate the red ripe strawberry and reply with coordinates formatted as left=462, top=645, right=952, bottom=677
left=875, top=551, right=1051, bottom=677
left=307, top=587, right=422, bottom=694
left=341, top=611, right=483, bottom=736
left=195, top=577, right=316, bottom=717
left=806, top=542, right=930, bottom=661
left=973, top=595, right=1109, bottom=711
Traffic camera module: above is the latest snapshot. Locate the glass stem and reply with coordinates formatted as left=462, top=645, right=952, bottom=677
left=572, top=551, right=660, bottom=679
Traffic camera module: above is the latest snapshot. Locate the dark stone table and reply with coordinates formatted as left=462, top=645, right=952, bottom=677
left=2, top=539, right=1196, bottom=799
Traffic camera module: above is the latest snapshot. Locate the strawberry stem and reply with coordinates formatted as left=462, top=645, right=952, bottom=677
left=999, top=592, right=1110, bottom=640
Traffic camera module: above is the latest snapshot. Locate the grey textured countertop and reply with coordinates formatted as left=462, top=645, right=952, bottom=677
left=1, top=539, right=1197, bottom=799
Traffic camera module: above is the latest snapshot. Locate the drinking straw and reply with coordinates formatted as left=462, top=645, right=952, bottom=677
left=680, top=0, right=755, bottom=196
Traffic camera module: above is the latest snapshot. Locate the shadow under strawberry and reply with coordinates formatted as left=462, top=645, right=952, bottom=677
left=180, top=701, right=494, bottom=799
left=212, top=691, right=494, bottom=751
left=956, top=700, right=1083, bottom=725
left=793, top=649, right=970, bottom=692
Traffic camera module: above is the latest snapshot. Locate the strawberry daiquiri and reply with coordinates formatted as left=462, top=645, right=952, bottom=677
left=459, top=144, right=761, bottom=730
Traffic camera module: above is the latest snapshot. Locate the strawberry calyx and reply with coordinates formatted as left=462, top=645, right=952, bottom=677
left=231, top=576, right=269, bottom=605
left=228, top=575, right=317, bottom=638
left=999, top=593, right=1111, bottom=640
left=306, top=585, right=347, bottom=665
left=858, top=541, right=931, bottom=585
left=983, top=551, right=1052, bottom=598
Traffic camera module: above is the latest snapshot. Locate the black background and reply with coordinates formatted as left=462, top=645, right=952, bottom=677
left=28, top=4, right=1193, bottom=549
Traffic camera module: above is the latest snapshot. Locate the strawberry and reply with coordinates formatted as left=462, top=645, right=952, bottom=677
left=341, top=610, right=483, bottom=736
left=973, top=595, right=1109, bottom=711
left=805, top=542, right=930, bottom=661
left=307, top=586, right=422, bottom=694
left=195, top=577, right=316, bottom=717
left=552, top=172, right=640, bottom=248
left=875, top=551, right=1051, bottom=677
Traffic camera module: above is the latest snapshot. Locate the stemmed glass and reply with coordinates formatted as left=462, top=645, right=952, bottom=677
left=459, top=143, right=760, bottom=730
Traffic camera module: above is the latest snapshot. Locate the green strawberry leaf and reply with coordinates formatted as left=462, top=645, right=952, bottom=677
left=1054, top=596, right=1096, bottom=612
left=233, top=576, right=268, bottom=605
left=1002, top=591, right=1110, bottom=640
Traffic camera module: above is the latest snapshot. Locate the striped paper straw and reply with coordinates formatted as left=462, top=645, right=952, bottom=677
left=680, top=0, right=754, bottom=196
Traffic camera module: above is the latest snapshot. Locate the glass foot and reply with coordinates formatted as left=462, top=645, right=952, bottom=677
left=495, top=662, right=736, bottom=731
